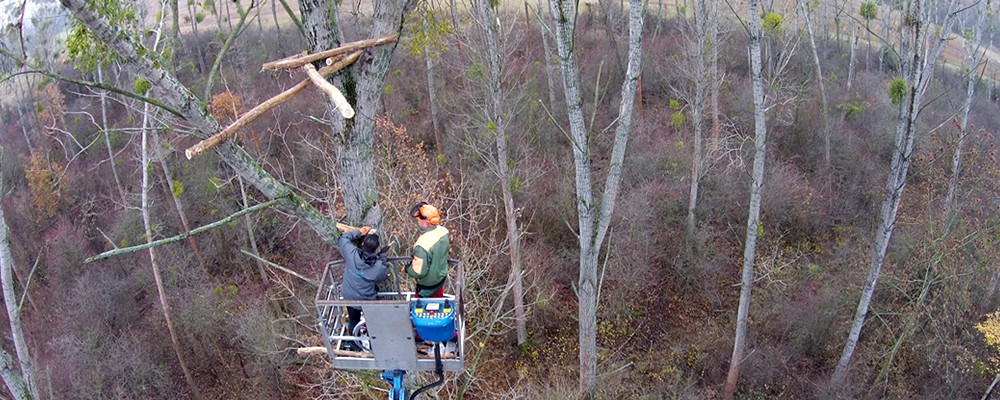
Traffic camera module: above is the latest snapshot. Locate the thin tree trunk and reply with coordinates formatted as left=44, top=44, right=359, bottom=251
left=154, top=132, right=208, bottom=273
left=709, top=0, right=720, bottom=143
left=945, top=4, right=987, bottom=217
left=239, top=176, right=268, bottom=282
left=548, top=0, right=643, bottom=391
left=97, top=65, right=126, bottom=200
left=723, top=0, right=767, bottom=397
left=831, top=0, right=961, bottom=386
left=423, top=15, right=445, bottom=169
left=685, top=0, right=708, bottom=251
left=984, top=371, right=1000, bottom=400
left=271, top=0, right=281, bottom=37
left=478, top=0, right=528, bottom=347
left=0, top=151, right=39, bottom=400
left=847, top=27, right=858, bottom=93
left=187, top=0, right=206, bottom=72
left=140, top=96, right=204, bottom=400
left=798, top=0, right=830, bottom=169
left=537, top=0, right=558, bottom=108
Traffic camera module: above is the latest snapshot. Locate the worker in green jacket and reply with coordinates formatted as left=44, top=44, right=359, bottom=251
left=406, top=202, right=450, bottom=298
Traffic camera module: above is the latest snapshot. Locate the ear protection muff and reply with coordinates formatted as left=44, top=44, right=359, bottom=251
left=411, top=202, right=441, bottom=225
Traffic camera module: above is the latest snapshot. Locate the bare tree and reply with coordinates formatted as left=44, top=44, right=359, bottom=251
left=140, top=101, right=204, bottom=400
left=722, top=0, right=769, bottom=396
left=96, top=64, right=125, bottom=200
left=797, top=0, right=830, bottom=169
left=547, top=0, right=643, bottom=391
left=830, top=0, right=966, bottom=387
left=945, top=1, right=992, bottom=217
left=0, top=149, right=39, bottom=400
left=463, top=0, right=530, bottom=346
left=683, top=0, right=713, bottom=251
left=136, top=16, right=204, bottom=398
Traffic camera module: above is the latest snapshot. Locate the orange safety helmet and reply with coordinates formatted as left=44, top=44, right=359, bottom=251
left=410, top=202, right=441, bottom=225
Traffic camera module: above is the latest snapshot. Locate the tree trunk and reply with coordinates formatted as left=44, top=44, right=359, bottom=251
left=239, top=176, right=268, bottom=282
left=299, top=0, right=415, bottom=226
left=723, top=0, right=767, bottom=396
left=154, top=131, right=208, bottom=273
left=477, top=0, right=528, bottom=347
left=140, top=93, right=204, bottom=400
left=271, top=0, right=281, bottom=37
left=187, top=0, right=206, bottom=72
left=423, top=16, right=446, bottom=170
left=830, top=0, right=962, bottom=387
left=847, top=27, right=858, bottom=93
left=708, top=0, right=720, bottom=143
left=537, top=0, right=559, bottom=108
left=798, top=0, right=830, bottom=169
left=0, top=152, right=39, bottom=400
left=685, top=0, right=709, bottom=251
left=0, top=349, right=29, bottom=400
left=97, top=65, right=126, bottom=200
left=946, top=3, right=987, bottom=217
left=548, top=0, right=643, bottom=391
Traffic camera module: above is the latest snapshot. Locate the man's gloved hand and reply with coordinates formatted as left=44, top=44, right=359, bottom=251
left=359, top=226, right=371, bottom=236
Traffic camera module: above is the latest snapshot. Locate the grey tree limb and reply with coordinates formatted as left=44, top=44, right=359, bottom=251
left=85, top=196, right=286, bottom=263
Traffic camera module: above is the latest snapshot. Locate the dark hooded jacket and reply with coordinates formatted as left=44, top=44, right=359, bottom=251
left=339, top=230, right=388, bottom=300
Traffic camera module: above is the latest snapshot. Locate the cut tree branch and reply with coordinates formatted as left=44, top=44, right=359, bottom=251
left=261, top=35, right=398, bottom=70
left=185, top=51, right=363, bottom=159
left=85, top=196, right=287, bottom=263
left=303, top=62, right=354, bottom=118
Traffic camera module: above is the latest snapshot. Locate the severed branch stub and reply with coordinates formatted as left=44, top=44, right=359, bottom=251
left=304, top=62, right=354, bottom=119
left=185, top=51, right=364, bottom=159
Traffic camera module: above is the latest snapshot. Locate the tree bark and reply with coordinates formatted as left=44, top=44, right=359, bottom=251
left=423, top=14, right=446, bottom=170
left=798, top=0, right=830, bottom=169
left=723, top=0, right=767, bottom=396
left=945, top=3, right=987, bottom=217
left=685, top=0, right=709, bottom=252
left=830, top=0, right=962, bottom=387
left=847, top=27, right=858, bottom=93
left=476, top=0, right=528, bottom=347
left=61, top=0, right=344, bottom=246
left=708, top=0, right=720, bottom=143
left=548, top=0, right=643, bottom=391
left=97, top=65, right=126, bottom=200
left=141, top=98, right=204, bottom=400
left=536, top=0, right=559, bottom=108
left=154, top=131, right=208, bottom=273
left=0, top=349, right=29, bottom=400
left=299, top=0, right=416, bottom=226
left=0, top=151, right=39, bottom=400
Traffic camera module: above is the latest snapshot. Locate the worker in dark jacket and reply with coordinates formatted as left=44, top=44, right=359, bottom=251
left=406, top=202, right=450, bottom=298
left=339, top=226, right=388, bottom=349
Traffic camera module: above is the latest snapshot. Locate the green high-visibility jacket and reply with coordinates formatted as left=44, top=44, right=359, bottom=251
left=406, top=225, right=450, bottom=296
